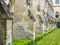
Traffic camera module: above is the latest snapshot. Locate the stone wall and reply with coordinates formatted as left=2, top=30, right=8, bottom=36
left=9, top=0, right=56, bottom=39
left=12, top=0, right=35, bottom=39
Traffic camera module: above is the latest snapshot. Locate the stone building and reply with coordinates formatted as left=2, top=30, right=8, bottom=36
left=13, top=0, right=35, bottom=39
left=53, top=0, right=60, bottom=19
left=12, top=0, right=56, bottom=39
left=45, top=0, right=56, bottom=30
left=52, top=0, right=60, bottom=27
left=35, top=0, right=56, bottom=34
left=0, top=0, right=57, bottom=45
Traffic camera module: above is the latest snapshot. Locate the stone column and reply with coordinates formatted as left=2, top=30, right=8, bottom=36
left=42, top=23, right=45, bottom=34
left=33, top=22, right=35, bottom=42
left=3, top=19, right=12, bottom=45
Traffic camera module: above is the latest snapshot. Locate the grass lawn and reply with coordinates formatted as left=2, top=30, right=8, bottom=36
left=36, top=28, right=60, bottom=45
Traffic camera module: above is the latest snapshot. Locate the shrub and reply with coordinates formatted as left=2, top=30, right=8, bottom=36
left=12, top=39, right=34, bottom=45
left=35, top=28, right=56, bottom=42
left=48, top=30, right=52, bottom=33
left=35, top=34, right=43, bottom=42
left=43, top=32, right=48, bottom=36
left=48, top=28, right=55, bottom=33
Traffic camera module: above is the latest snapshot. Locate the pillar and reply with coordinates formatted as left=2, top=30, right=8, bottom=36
left=33, top=22, right=36, bottom=42
left=42, top=23, right=45, bottom=34
left=3, top=19, right=12, bottom=45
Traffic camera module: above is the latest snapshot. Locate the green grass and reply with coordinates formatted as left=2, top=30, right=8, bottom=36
left=12, top=28, right=59, bottom=45
left=36, top=28, right=60, bottom=45
left=35, top=28, right=55, bottom=42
